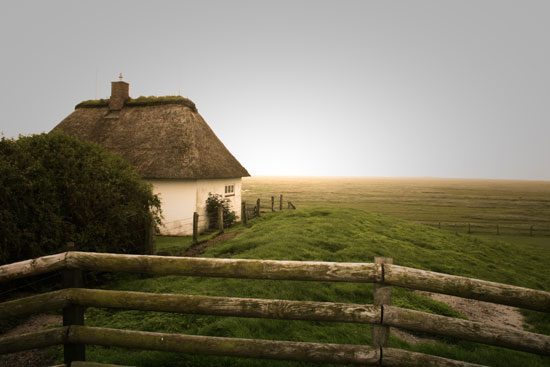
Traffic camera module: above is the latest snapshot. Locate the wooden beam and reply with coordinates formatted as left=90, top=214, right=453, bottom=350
left=63, top=243, right=85, bottom=365
left=0, top=327, right=69, bottom=354
left=372, top=257, right=392, bottom=347
left=192, top=212, right=199, bottom=244
left=66, top=252, right=381, bottom=283
left=67, top=326, right=381, bottom=364
left=382, top=347, right=486, bottom=367
left=241, top=202, right=247, bottom=225
left=218, top=206, right=224, bottom=234
left=71, top=362, right=136, bottom=367
left=3, top=288, right=547, bottom=356
left=67, top=288, right=381, bottom=324
left=0, top=252, right=67, bottom=282
left=384, top=264, right=550, bottom=312
left=384, top=306, right=550, bottom=356
left=0, top=289, right=69, bottom=319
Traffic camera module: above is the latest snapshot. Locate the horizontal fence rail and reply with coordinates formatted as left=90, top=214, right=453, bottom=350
left=0, top=325, right=486, bottom=367
left=1, top=288, right=549, bottom=355
left=384, top=264, right=550, bottom=312
left=1, top=252, right=548, bottom=312
left=1, top=251, right=549, bottom=366
left=0, top=252, right=380, bottom=283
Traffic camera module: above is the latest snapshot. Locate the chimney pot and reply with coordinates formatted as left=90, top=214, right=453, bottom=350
left=109, top=80, right=129, bottom=110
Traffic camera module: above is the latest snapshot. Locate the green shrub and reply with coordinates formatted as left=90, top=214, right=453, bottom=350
left=205, top=194, right=237, bottom=230
left=0, top=133, right=162, bottom=265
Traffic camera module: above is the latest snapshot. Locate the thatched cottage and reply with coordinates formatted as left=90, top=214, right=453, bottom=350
left=52, top=79, right=249, bottom=235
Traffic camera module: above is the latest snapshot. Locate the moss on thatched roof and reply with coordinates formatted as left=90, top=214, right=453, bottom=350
left=51, top=103, right=248, bottom=180
left=75, top=96, right=197, bottom=112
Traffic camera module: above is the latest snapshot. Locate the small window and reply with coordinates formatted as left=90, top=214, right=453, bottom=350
left=225, top=184, right=234, bottom=196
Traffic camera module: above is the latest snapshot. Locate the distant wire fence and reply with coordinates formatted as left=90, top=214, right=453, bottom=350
left=421, top=221, right=550, bottom=237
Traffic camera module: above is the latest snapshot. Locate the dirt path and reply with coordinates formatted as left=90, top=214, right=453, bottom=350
left=392, top=291, right=526, bottom=345
left=0, top=314, right=61, bottom=367
left=419, top=291, right=525, bottom=329
left=182, top=230, right=247, bottom=257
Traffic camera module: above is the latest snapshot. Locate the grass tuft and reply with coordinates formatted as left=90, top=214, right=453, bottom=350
left=75, top=96, right=197, bottom=112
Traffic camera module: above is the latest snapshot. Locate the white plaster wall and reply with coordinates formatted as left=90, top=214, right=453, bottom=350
left=148, top=179, right=197, bottom=236
left=196, top=178, right=242, bottom=232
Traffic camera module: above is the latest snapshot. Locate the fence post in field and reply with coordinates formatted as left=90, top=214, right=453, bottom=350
left=280, top=194, right=283, bottom=210
left=271, top=196, right=275, bottom=212
left=241, top=202, right=247, bottom=225
left=530, top=225, right=534, bottom=237
left=63, top=242, right=85, bottom=364
left=468, top=223, right=471, bottom=234
left=218, top=206, right=224, bottom=234
left=193, top=212, right=199, bottom=244
left=438, top=222, right=441, bottom=229
left=372, top=257, right=393, bottom=348
left=256, top=199, right=261, bottom=217
left=497, top=224, right=499, bottom=235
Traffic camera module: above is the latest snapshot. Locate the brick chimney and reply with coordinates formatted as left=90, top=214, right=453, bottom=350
left=109, top=76, right=129, bottom=110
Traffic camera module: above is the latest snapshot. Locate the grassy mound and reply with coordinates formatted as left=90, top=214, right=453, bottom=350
left=84, top=208, right=550, bottom=367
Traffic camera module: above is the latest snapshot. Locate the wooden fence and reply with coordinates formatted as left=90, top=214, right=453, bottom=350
left=1, top=252, right=549, bottom=367
left=423, top=221, right=550, bottom=237
left=241, top=194, right=296, bottom=223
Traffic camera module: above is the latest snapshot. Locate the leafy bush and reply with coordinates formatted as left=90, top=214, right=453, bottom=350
left=0, top=133, right=162, bottom=265
left=205, top=194, right=237, bottom=230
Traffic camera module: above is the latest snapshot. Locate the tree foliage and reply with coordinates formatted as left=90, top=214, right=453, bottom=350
left=205, top=194, right=237, bottom=230
left=0, top=133, right=161, bottom=265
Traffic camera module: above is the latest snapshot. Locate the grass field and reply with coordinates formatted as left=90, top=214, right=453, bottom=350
left=242, top=176, right=550, bottom=240
left=5, top=176, right=548, bottom=366
left=80, top=208, right=550, bottom=367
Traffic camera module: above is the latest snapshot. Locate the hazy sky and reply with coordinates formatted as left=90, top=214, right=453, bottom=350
left=1, top=1, right=549, bottom=180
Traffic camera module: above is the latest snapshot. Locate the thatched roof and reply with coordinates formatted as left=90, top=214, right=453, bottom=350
left=51, top=101, right=249, bottom=180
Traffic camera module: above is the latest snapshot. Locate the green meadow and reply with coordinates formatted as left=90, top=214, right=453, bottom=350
left=79, top=202, right=550, bottom=366
left=243, top=176, right=550, bottom=241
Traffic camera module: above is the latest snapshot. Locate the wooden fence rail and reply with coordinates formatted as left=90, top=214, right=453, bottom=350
left=1, top=288, right=549, bottom=355
left=3, top=252, right=547, bottom=312
left=1, top=252, right=549, bottom=366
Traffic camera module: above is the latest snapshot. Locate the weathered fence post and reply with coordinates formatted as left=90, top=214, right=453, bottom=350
left=271, top=196, right=275, bottom=212
left=193, top=212, right=199, bottom=244
left=256, top=199, right=261, bottom=217
left=372, top=257, right=393, bottom=348
left=218, top=206, right=224, bottom=234
left=241, top=202, right=247, bottom=225
left=63, top=242, right=85, bottom=364
left=144, top=220, right=156, bottom=254
left=280, top=195, right=283, bottom=211
left=438, top=222, right=441, bottom=229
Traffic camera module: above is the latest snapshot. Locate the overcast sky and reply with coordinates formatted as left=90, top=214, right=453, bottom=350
left=1, top=1, right=549, bottom=180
